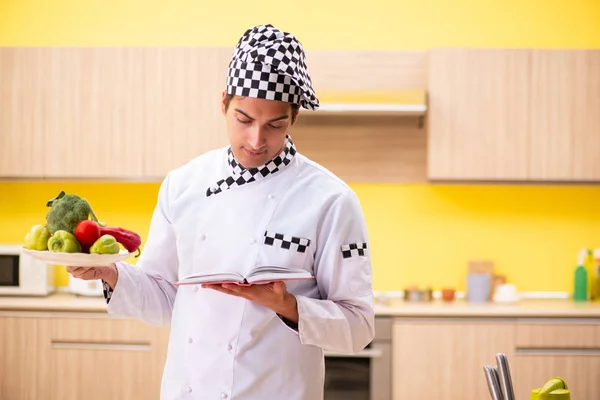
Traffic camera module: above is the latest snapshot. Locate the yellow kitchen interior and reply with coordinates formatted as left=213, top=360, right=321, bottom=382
left=1, top=0, right=600, bottom=399
left=2, top=182, right=600, bottom=292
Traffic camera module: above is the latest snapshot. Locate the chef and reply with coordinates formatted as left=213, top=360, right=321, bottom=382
left=67, top=23, right=375, bottom=400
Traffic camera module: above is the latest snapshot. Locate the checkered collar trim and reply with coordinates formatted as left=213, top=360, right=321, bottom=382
left=206, top=136, right=296, bottom=197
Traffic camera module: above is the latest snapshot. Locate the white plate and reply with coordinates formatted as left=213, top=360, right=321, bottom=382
left=21, top=248, right=132, bottom=267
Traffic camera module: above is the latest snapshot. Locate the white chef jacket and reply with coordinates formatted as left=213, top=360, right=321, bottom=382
left=105, top=137, right=375, bottom=400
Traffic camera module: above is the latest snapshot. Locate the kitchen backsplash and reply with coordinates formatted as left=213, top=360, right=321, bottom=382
left=1, top=182, right=599, bottom=292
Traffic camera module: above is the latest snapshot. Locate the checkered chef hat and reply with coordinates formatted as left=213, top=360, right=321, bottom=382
left=226, top=24, right=320, bottom=110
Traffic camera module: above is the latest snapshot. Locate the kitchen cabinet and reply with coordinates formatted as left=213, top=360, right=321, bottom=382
left=0, top=50, right=51, bottom=177
left=529, top=50, right=600, bottom=181
left=427, top=49, right=531, bottom=181
left=1, top=47, right=429, bottom=182
left=0, top=313, right=169, bottom=400
left=0, top=49, right=146, bottom=178
left=0, top=48, right=230, bottom=179
left=0, top=316, right=52, bottom=399
left=428, top=49, right=600, bottom=182
left=48, top=316, right=170, bottom=400
left=140, top=47, right=231, bottom=178
left=511, top=319, right=600, bottom=398
left=391, top=316, right=600, bottom=400
left=392, top=318, right=515, bottom=400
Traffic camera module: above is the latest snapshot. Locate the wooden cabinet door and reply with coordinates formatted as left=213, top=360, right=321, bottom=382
left=0, top=48, right=230, bottom=179
left=512, top=320, right=600, bottom=399
left=512, top=355, right=600, bottom=399
left=0, top=48, right=146, bottom=179
left=0, top=316, right=52, bottom=399
left=428, top=49, right=531, bottom=181
left=392, top=319, right=515, bottom=400
left=529, top=50, right=600, bottom=181
left=49, top=316, right=170, bottom=400
left=0, top=50, right=49, bottom=177
left=140, top=47, right=230, bottom=178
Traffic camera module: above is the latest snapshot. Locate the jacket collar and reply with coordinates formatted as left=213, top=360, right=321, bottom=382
left=206, top=135, right=296, bottom=197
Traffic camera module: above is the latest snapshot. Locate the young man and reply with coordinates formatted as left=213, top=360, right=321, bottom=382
left=67, top=24, right=374, bottom=400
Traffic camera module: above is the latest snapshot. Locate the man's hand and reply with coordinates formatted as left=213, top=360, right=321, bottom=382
left=66, top=264, right=119, bottom=290
left=202, top=281, right=299, bottom=324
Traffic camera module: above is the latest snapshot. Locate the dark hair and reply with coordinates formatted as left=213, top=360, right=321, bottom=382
left=224, top=93, right=300, bottom=123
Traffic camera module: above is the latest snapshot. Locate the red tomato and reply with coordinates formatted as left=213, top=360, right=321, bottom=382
left=74, top=220, right=101, bottom=247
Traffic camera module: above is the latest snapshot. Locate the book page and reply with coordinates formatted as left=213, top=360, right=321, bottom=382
left=247, top=265, right=309, bottom=277
left=246, top=266, right=313, bottom=284
left=177, top=270, right=244, bottom=285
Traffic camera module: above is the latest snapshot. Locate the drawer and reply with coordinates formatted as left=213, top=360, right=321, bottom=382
left=48, top=317, right=170, bottom=400
left=512, top=355, right=600, bottom=399
left=50, top=317, right=169, bottom=351
left=516, top=319, right=600, bottom=349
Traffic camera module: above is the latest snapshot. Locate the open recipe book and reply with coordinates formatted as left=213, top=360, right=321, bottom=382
left=175, top=265, right=314, bottom=286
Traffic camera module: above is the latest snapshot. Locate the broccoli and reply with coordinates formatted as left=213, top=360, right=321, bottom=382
left=45, top=191, right=99, bottom=234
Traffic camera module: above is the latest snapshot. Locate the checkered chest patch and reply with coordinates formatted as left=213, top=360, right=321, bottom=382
left=341, top=243, right=368, bottom=259
left=264, top=231, right=311, bottom=253
left=206, top=136, right=296, bottom=197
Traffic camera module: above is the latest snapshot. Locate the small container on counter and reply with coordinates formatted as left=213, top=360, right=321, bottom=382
left=441, top=288, right=455, bottom=302
left=493, top=283, right=518, bottom=303
left=403, top=286, right=433, bottom=302
left=467, top=273, right=492, bottom=302
left=467, top=259, right=494, bottom=303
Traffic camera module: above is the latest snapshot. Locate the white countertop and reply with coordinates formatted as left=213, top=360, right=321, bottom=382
left=2, top=292, right=600, bottom=318
left=375, top=298, right=600, bottom=318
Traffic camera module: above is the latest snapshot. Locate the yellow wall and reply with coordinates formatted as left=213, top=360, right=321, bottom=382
left=1, top=0, right=599, bottom=292
left=1, top=182, right=599, bottom=291
left=1, top=0, right=600, bottom=49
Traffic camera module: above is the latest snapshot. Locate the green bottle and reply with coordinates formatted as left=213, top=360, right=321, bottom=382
left=574, top=249, right=589, bottom=302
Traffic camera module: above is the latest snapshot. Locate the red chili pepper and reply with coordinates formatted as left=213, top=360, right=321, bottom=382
left=99, top=226, right=142, bottom=257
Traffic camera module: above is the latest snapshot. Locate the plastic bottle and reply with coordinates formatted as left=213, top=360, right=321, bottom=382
left=573, top=248, right=589, bottom=302
left=594, top=249, right=600, bottom=302
left=587, top=248, right=597, bottom=300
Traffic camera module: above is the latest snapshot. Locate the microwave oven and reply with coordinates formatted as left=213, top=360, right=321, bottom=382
left=0, top=244, right=55, bottom=296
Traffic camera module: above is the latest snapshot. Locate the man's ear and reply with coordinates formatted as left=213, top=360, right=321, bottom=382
left=221, top=91, right=227, bottom=116
left=291, top=109, right=300, bottom=125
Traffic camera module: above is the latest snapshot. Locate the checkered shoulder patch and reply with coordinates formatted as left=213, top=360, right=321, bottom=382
left=341, top=243, right=368, bottom=259
left=102, top=280, right=113, bottom=304
left=264, top=231, right=311, bottom=253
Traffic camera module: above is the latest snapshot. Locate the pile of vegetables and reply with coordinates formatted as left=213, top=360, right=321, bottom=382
left=23, top=191, right=142, bottom=257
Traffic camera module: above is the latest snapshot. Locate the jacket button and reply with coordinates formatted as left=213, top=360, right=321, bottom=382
left=250, top=238, right=257, bottom=244
left=193, top=286, right=199, bottom=292
left=188, top=337, right=193, bottom=344
left=200, top=234, right=206, bottom=241
left=186, top=386, right=192, bottom=393
left=221, top=393, right=228, bottom=399
left=268, top=193, right=275, bottom=200
left=227, top=344, right=233, bottom=351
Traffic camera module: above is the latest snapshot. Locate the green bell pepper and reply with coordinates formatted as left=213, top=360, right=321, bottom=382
left=90, top=234, right=120, bottom=255
left=48, top=230, right=82, bottom=253
left=24, top=224, right=51, bottom=251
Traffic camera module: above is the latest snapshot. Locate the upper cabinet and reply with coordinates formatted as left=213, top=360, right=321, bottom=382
left=427, top=49, right=531, bottom=181
left=0, top=48, right=427, bottom=182
left=2, top=47, right=598, bottom=183
left=529, top=50, right=600, bottom=181
left=0, top=48, right=230, bottom=180
left=428, top=49, right=600, bottom=182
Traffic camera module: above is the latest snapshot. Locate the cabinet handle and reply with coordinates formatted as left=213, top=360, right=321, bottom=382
left=51, top=341, right=152, bottom=352
left=516, top=347, right=600, bottom=356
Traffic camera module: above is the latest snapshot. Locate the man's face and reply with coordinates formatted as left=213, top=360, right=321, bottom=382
left=222, top=93, right=298, bottom=169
